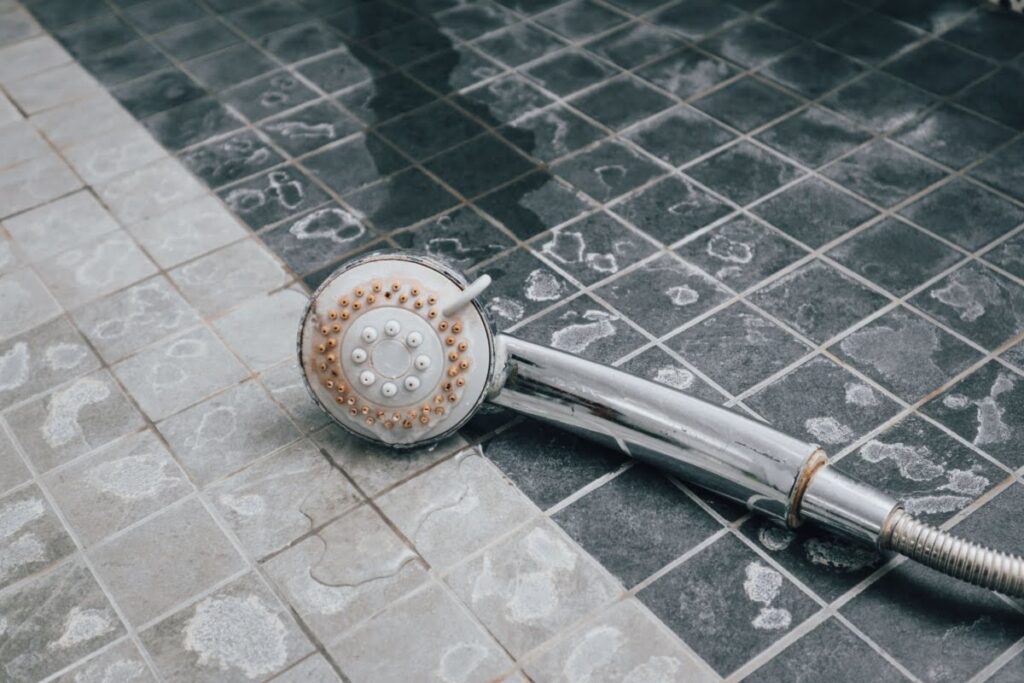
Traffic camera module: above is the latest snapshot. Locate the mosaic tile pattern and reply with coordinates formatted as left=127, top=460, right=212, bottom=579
left=2, top=0, right=1024, bottom=681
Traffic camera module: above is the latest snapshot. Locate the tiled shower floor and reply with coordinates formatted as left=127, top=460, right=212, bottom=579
left=2, top=0, right=1024, bottom=680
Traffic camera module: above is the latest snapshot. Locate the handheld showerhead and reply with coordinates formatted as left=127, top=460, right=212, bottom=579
left=299, top=252, right=1024, bottom=600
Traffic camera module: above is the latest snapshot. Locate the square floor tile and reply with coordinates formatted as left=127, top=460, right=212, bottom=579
left=911, top=262, right=1024, bottom=350
left=337, top=74, right=435, bottom=127
left=636, top=46, right=738, bottom=99
left=259, top=361, right=331, bottom=433
left=702, top=17, right=803, bottom=69
left=169, top=239, right=288, bottom=316
left=823, top=139, right=946, bottom=208
left=610, top=174, right=733, bottom=246
left=258, top=20, right=343, bottom=63
left=820, top=10, right=924, bottom=65
left=832, top=307, right=982, bottom=403
left=761, top=42, right=864, bottom=99
left=625, top=105, right=736, bottom=167
left=0, top=484, right=76, bottom=591
left=553, top=140, right=666, bottom=202
left=535, top=0, right=628, bottom=40
left=952, top=480, right=1024, bottom=556
left=425, top=134, right=534, bottom=199
left=297, top=45, right=382, bottom=94
left=756, top=106, right=870, bottom=168
left=140, top=572, right=312, bottom=682
left=0, top=119, right=52, bottom=169
left=222, top=71, right=319, bottom=122
left=477, top=171, right=595, bottom=240
left=112, top=68, right=204, bottom=119
left=985, top=233, right=1024, bottom=281
left=144, top=96, right=244, bottom=151
left=62, top=124, right=167, bottom=185
left=406, top=45, right=502, bottom=95
left=358, top=18, right=450, bottom=67
left=584, top=21, right=683, bottom=69
left=260, top=99, right=360, bottom=158
left=97, top=158, right=206, bottom=225
left=185, top=43, right=276, bottom=89
left=213, top=289, right=308, bottom=371
left=759, top=0, right=862, bottom=37
left=692, top=77, right=801, bottom=133
left=159, top=380, right=300, bottom=486
left=535, top=211, right=658, bottom=286
left=180, top=130, right=283, bottom=190
left=392, top=206, right=513, bottom=272
left=523, top=48, right=617, bottom=97
left=652, top=0, right=743, bottom=40
left=514, top=295, right=648, bottom=363
left=499, top=105, right=604, bottom=163
left=43, top=429, right=193, bottom=546
left=885, top=39, right=995, bottom=97
left=597, top=254, right=732, bottom=335
left=956, top=68, right=1024, bottom=132
left=618, top=345, right=727, bottom=403
left=227, top=0, right=311, bottom=37
left=56, top=14, right=136, bottom=58
left=461, top=74, right=553, bottom=125
left=344, top=169, right=459, bottom=232
left=154, top=16, right=239, bottom=60
left=0, top=268, right=60, bottom=341
left=569, top=75, right=675, bottom=131
left=821, top=72, right=936, bottom=134
left=751, top=177, right=876, bottom=248
left=922, top=360, right=1024, bottom=470
left=124, top=0, right=207, bottom=34
left=472, top=21, right=565, bottom=67
left=51, top=639, right=153, bottom=683
left=892, top=103, right=1015, bottom=170
left=128, top=195, right=247, bottom=269
left=685, top=141, right=804, bottom=206
left=828, top=217, right=963, bottom=296
left=745, top=355, right=899, bottom=448
left=668, top=302, right=811, bottom=395
left=874, top=0, right=975, bottom=33
left=970, top=138, right=1024, bottom=204
left=40, top=231, right=158, bottom=309
left=375, top=100, right=483, bottom=162
left=219, top=166, right=330, bottom=231
left=81, top=40, right=171, bottom=86
left=900, top=178, right=1024, bottom=251
left=943, top=9, right=1024, bottom=62
left=676, top=214, right=807, bottom=291
left=555, top=465, right=720, bottom=587
left=0, top=318, right=101, bottom=411
left=639, top=533, right=819, bottom=676
left=261, top=203, right=377, bottom=274
left=436, top=3, right=514, bottom=40
left=0, top=152, right=83, bottom=219
left=478, top=247, right=576, bottom=329
left=0, top=426, right=30, bottom=495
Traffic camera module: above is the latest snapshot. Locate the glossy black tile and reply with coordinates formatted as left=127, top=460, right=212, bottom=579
left=823, top=140, right=946, bottom=208
left=684, top=141, right=804, bottom=206
left=692, top=77, right=801, bottom=133
left=751, top=177, right=877, bottom=248
left=552, top=139, right=666, bottom=203
left=610, top=175, right=733, bottom=246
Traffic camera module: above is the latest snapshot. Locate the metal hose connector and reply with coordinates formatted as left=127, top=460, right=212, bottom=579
left=882, top=508, right=1024, bottom=598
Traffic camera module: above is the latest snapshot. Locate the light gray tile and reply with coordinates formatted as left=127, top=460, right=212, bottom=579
left=446, top=518, right=620, bottom=658
left=112, top=327, right=248, bottom=421
left=158, top=381, right=300, bottom=486
left=4, top=62, right=100, bottom=115
left=63, top=125, right=168, bottom=185
left=0, top=7, right=40, bottom=47
left=139, top=572, right=313, bottom=683
left=259, top=361, right=331, bottom=433
left=72, top=276, right=202, bottom=364
left=52, top=639, right=156, bottom=683
left=0, top=268, right=60, bottom=340
left=89, top=497, right=245, bottom=627
left=40, top=231, right=158, bottom=308
left=329, top=582, right=514, bottom=683
left=44, top=429, right=194, bottom=547
left=523, top=599, right=716, bottom=682
left=169, top=239, right=289, bottom=316
left=376, top=447, right=538, bottom=570
left=208, top=439, right=360, bottom=558
left=5, top=368, right=145, bottom=473
left=314, top=423, right=468, bottom=497
left=0, top=232, right=20, bottom=275
left=213, top=289, right=308, bottom=371
left=270, top=654, right=341, bottom=682
left=0, top=35, right=68, bottom=84
left=2, top=190, right=121, bottom=262
left=0, top=119, right=50, bottom=169
left=263, top=505, right=428, bottom=643
left=0, top=483, right=76, bottom=591
left=0, top=151, right=82, bottom=218
left=0, top=317, right=101, bottom=411
left=96, top=158, right=206, bottom=225
left=127, top=195, right=247, bottom=269
left=31, top=93, right=135, bottom=148
left=0, top=425, right=30, bottom=494
left=0, top=90, right=17, bottom=125
left=0, top=559, right=125, bottom=681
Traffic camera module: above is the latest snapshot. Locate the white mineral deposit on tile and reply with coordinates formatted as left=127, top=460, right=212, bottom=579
left=45, top=341, right=89, bottom=370
left=743, top=562, right=792, bottom=631
left=930, top=277, right=991, bottom=322
left=219, top=492, right=266, bottom=517
left=437, top=642, right=491, bottom=683
left=542, top=230, right=585, bottom=265
left=93, top=280, right=191, bottom=342
left=267, top=120, right=337, bottom=141
left=654, top=365, right=696, bottom=391
left=666, top=284, right=699, bottom=306
left=844, top=382, right=879, bottom=407
left=0, top=533, right=45, bottom=579
left=524, top=269, right=563, bottom=301
left=860, top=440, right=944, bottom=480
left=0, top=616, right=7, bottom=637
left=545, top=112, right=570, bottom=155
left=804, top=416, right=853, bottom=444
left=186, top=405, right=238, bottom=451
left=975, top=371, right=1015, bottom=445
left=595, top=164, right=626, bottom=191
left=940, top=469, right=989, bottom=496
left=79, top=658, right=147, bottom=683
left=942, top=392, right=970, bottom=409
left=839, top=315, right=943, bottom=382
left=562, top=625, right=623, bottom=680
left=42, top=377, right=111, bottom=447
left=289, top=207, right=366, bottom=245
left=903, top=495, right=972, bottom=515
left=707, top=233, right=753, bottom=264
left=486, top=296, right=525, bottom=322
left=551, top=310, right=616, bottom=353
left=86, top=453, right=177, bottom=500
left=803, top=537, right=877, bottom=572
left=50, top=607, right=115, bottom=650
left=0, top=496, right=45, bottom=538
left=183, top=593, right=288, bottom=679
left=757, top=524, right=796, bottom=551
left=0, top=342, right=29, bottom=391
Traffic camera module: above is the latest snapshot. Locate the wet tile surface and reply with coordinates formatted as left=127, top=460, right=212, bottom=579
left=7, top=0, right=1024, bottom=679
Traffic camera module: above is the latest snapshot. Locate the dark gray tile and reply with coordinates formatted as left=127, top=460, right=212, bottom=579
left=991, top=653, right=1024, bottom=683
left=569, top=76, right=675, bottom=131
left=756, top=106, right=871, bottom=168
left=524, top=48, right=620, bottom=97
left=180, top=130, right=284, bottom=189
left=639, top=533, right=820, bottom=676
left=462, top=74, right=554, bottom=124
left=112, top=68, right=205, bottom=119
left=752, top=177, right=878, bottom=248
left=701, top=17, right=804, bottom=69
left=553, top=140, right=666, bottom=203
left=337, top=72, right=434, bottom=125
left=392, top=207, right=513, bottom=271
left=227, top=0, right=310, bottom=37
left=886, top=39, right=995, bottom=97
left=821, top=72, right=936, bottom=134
left=676, top=215, right=807, bottom=291
left=668, top=302, right=811, bottom=395
left=746, top=355, right=899, bottom=448
left=186, top=43, right=277, bottom=89
left=81, top=40, right=171, bottom=86
left=555, top=465, right=721, bottom=587
left=971, top=138, right=1024, bottom=204
left=304, top=133, right=408, bottom=196
left=27, top=0, right=110, bottom=30
left=874, top=0, right=975, bottom=33
left=900, top=179, right=1024, bottom=251
left=375, top=100, right=484, bottom=161
left=260, top=203, right=377, bottom=273
left=610, top=175, right=733, bottom=246
left=258, top=20, right=344, bottom=62
left=985, top=234, right=1024, bottom=281
left=618, top=345, right=727, bottom=404
left=360, top=19, right=454, bottom=67
left=595, top=254, right=732, bottom=336
left=956, top=67, right=1024, bottom=131
left=297, top=46, right=384, bottom=94
left=324, top=2, right=414, bottom=38
left=840, top=547, right=1024, bottom=681
left=535, top=0, right=628, bottom=40
left=472, top=21, right=566, bottom=67
left=636, top=47, right=738, bottom=100
left=260, top=99, right=361, bottom=156
left=828, top=218, right=963, bottom=296
left=219, top=166, right=330, bottom=230
left=482, top=419, right=625, bottom=510
left=0, top=485, right=76, bottom=591
left=758, top=0, right=863, bottom=37
left=685, top=141, right=804, bottom=206
left=144, top=97, right=244, bottom=151
left=479, top=247, right=576, bottom=329
left=745, top=618, right=904, bottom=682
left=344, top=167, right=461, bottom=231
left=943, top=9, right=1024, bottom=62
left=221, top=71, right=319, bottom=122
left=435, top=2, right=513, bottom=40
left=515, top=294, right=647, bottom=363
left=154, top=17, right=239, bottom=60
left=405, top=45, right=503, bottom=95
left=584, top=21, right=684, bottom=69
left=535, top=212, right=658, bottom=286
left=425, top=134, right=535, bottom=199
left=823, top=140, right=946, bottom=208
left=832, top=307, right=982, bottom=403
left=625, top=106, right=736, bottom=167
left=952, top=480, right=1024, bottom=556
left=57, top=14, right=137, bottom=58
left=819, top=10, right=925, bottom=65
left=477, top=172, right=596, bottom=240
left=892, top=104, right=1015, bottom=170
left=911, top=262, right=1024, bottom=350
left=125, top=0, right=207, bottom=33
left=922, top=360, right=1024, bottom=470
left=499, top=105, right=605, bottom=163
left=692, top=77, right=801, bottom=133
left=652, top=0, right=744, bottom=41
left=760, top=43, right=865, bottom=99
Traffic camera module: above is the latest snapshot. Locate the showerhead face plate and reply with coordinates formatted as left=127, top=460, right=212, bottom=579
left=298, top=252, right=494, bottom=448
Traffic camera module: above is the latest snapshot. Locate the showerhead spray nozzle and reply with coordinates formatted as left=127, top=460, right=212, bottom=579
left=299, top=252, right=1024, bottom=600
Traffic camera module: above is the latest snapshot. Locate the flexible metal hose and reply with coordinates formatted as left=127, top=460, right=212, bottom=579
left=882, top=508, right=1024, bottom=598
